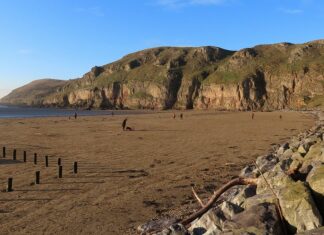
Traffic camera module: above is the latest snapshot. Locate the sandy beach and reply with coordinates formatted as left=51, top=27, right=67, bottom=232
left=0, top=110, right=315, bottom=234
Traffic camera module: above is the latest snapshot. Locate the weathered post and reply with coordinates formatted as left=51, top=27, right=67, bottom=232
left=57, top=158, right=61, bottom=166
left=58, top=165, right=63, bottom=178
left=34, top=153, right=37, bottom=165
left=7, top=178, right=13, bottom=192
left=45, top=156, right=49, bottom=167
left=73, top=162, right=78, bottom=174
left=13, top=149, right=16, bottom=160
left=35, top=171, right=40, bottom=184
left=3, top=147, right=5, bottom=158
left=23, top=151, right=27, bottom=162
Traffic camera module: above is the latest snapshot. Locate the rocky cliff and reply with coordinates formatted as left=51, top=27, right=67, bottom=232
left=2, top=40, right=324, bottom=110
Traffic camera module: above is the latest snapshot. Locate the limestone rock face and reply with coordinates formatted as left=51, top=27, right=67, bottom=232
left=2, top=40, right=324, bottom=110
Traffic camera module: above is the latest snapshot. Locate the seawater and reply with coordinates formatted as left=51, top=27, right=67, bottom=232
left=0, top=105, right=145, bottom=118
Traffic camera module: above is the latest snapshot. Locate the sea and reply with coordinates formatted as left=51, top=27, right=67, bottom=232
left=0, top=105, right=145, bottom=119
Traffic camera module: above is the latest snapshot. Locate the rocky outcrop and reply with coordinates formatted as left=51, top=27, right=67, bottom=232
left=139, top=112, right=324, bottom=235
left=1, top=40, right=324, bottom=110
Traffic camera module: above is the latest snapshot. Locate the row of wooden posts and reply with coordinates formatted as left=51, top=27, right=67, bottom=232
left=2, top=146, right=78, bottom=192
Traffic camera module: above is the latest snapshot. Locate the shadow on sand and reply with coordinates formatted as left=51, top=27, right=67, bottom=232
left=0, top=159, right=23, bottom=165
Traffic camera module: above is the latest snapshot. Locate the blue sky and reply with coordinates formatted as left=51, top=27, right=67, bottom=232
left=0, top=0, right=323, bottom=98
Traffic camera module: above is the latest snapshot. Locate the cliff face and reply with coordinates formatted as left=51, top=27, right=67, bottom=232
left=2, top=40, right=324, bottom=110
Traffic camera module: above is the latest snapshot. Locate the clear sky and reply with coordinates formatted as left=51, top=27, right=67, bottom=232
left=0, top=0, right=323, bottom=98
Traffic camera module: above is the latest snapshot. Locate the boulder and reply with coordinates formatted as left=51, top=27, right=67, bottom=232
left=242, top=193, right=277, bottom=209
left=296, top=226, right=324, bottom=235
left=219, top=201, right=243, bottom=219
left=222, top=203, right=283, bottom=235
left=301, top=142, right=324, bottom=171
left=188, top=208, right=224, bottom=235
left=156, top=224, right=188, bottom=235
left=298, top=144, right=309, bottom=156
left=257, top=167, right=323, bottom=233
left=221, top=185, right=256, bottom=207
left=280, top=148, right=294, bottom=160
left=307, top=164, right=324, bottom=216
left=255, top=154, right=278, bottom=173
left=138, top=218, right=178, bottom=234
left=277, top=181, right=322, bottom=233
left=239, top=165, right=256, bottom=178
left=304, top=142, right=324, bottom=162
left=289, top=152, right=305, bottom=172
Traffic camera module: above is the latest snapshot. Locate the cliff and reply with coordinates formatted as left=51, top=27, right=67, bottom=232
left=2, top=40, right=324, bottom=110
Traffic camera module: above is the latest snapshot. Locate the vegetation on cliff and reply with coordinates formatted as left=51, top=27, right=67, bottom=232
left=1, top=40, right=324, bottom=110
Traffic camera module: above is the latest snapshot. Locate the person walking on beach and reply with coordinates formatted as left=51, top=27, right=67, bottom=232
left=180, top=113, right=183, bottom=119
left=251, top=112, right=254, bottom=120
left=74, top=112, right=78, bottom=119
left=122, top=118, right=127, bottom=131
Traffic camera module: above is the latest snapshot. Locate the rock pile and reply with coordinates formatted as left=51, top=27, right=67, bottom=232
left=139, top=113, right=324, bottom=235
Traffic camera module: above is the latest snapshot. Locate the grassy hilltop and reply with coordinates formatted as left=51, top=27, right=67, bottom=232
left=2, top=40, right=324, bottom=110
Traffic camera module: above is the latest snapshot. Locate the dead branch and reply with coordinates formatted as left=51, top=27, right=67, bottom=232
left=181, top=177, right=257, bottom=226
left=191, top=187, right=204, bottom=207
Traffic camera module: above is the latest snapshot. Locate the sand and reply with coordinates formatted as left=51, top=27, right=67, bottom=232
left=0, top=110, right=314, bottom=234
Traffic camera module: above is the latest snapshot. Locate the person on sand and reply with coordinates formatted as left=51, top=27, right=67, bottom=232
left=180, top=113, right=183, bottom=119
left=251, top=112, right=254, bottom=120
left=122, top=118, right=127, bottom=131
left=74, top=112, right=78, bottom=120
left=280, top=114, right=282, bottom=120
left=173, top=113, right=176, bottom=119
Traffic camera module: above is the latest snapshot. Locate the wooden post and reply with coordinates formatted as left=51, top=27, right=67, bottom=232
left=45, top=156, right=49, bottom=167
left=7, top=178, right=13, bottom=192
left=13, top=149, right=16, bottom=160
left=73, top=162, right=78, bottom=174
left=34, top=153, right=37, bottom=165
left=23, top=151, right=27, bottom=162
left=57, top=158, right=61, bottom=166
left=3, top=147, right=5, bottom=158
left=58, top=165, right=63, bottom=178
left=35, top=171, right=40, bottom=184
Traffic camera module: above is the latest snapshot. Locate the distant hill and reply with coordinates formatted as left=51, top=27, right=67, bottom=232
left=1, top=40, right=324, bottom=110
left=0, top=79, right=67, bottom=106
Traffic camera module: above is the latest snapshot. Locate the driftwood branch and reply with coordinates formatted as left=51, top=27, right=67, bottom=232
left=191, top=187, right=204, bottom=207
left=181, top=177, right=257, bottom=226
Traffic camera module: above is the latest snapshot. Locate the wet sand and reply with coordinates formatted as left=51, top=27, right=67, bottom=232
left=0, top=111, right=314, bottom=234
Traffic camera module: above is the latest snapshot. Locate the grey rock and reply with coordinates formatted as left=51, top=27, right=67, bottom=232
left=222, top=202, right=284, bottom=235
left=220, top=201, right=243, bottom=219
left=296, top=226, right=324, bottom=235
left=306, top=164, right=324, bottom=216
left=138, top=218, right=178, bottom=234
left=188, top=208, right=224, bottom=235
left=257, top=165, right=323, bottom=233
left=239, top=165, right=256, bottom=178
left=156, top=224, right=188, bottom=235
left=255, top=154, right=278, bottom=173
